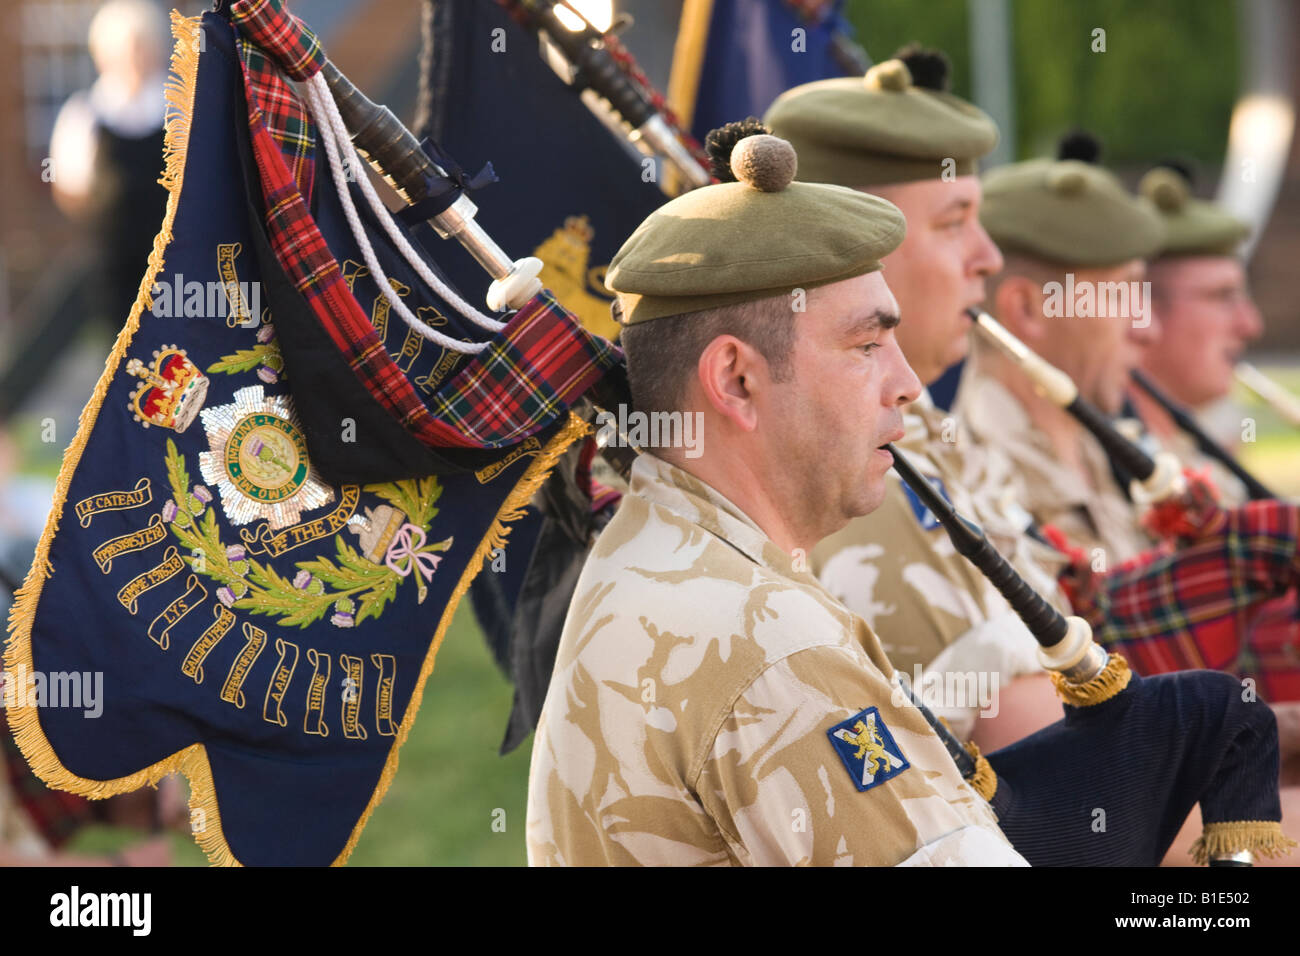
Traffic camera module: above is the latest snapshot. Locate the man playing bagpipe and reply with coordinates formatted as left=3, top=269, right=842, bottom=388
left=769, top=50, right=1085, bottom=747
left=959, top=135, right=1300, bottom=711
left=1127, top=167, right=1299, bottom=748
left=767, top=49, right=1300, bottom=728
left=956, top=132, right=1163, bottom=567
left=526, top=134, right=1030, bottom=866
left=524, top=124, right=1292, bottom=866
left=1131, top=164, right=1261, bottom=508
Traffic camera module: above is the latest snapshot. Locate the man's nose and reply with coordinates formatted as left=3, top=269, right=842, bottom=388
left=969, top=222, right=1004, bottom=277
left=888, top=343, right=924, bottom=406
left=1235, top=296, right=1265, bottom=342
left=1129, top=301, right=1161, bottom=344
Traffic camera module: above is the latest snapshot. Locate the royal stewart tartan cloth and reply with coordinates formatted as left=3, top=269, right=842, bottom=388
left=228, top=0, right=618, bottom=457
left=1063, top=498, right=1300, bottom=702
left=4, top=8, right=608, bottom=866
left=231, top=0, right=320, bottom=199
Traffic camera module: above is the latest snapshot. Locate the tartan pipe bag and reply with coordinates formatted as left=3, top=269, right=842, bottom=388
left=4, top=8, right=618, bottom=865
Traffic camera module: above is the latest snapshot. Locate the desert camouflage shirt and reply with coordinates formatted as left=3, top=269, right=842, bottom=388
left=525, top=454, right=1026, bottom=867
left=955, top=366, right=1154, bottom=566
left=811, top=391, right=1068, bottom=737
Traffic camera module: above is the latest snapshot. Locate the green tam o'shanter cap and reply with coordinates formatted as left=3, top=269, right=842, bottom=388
left=979, top=134, right=1165, bottom=267
left=605, top=127, right=907, bottom=325
left=1138, top=166, right=1250, bottom=258
left=762, top=51, right=999, bottom=187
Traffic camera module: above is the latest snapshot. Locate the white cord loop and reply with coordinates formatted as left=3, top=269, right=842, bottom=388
left=303, top=73, right=506, bottom=354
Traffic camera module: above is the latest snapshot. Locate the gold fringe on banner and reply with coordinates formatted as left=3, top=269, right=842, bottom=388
left=1050, top=652, right=1132, bottom=707
left=3, top=10, right=593, bottom=867
left=1190, top=820, right=1296, bottom=865
left=3, top=7, right=211, bottom=845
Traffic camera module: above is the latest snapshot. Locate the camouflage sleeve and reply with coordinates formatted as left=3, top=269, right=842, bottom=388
left=693, top=642, right=1027, bottom=867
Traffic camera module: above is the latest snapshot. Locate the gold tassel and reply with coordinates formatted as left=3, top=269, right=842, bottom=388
left=963, top=741, right=997, bottom=802
left=2, top=9, right=594, bottom=867
left=1189, top=820, right=1297, bottom=865
left=1051, top=652, right=1132, bottom=707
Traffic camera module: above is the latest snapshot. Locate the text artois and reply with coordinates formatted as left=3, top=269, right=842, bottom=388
left=150, top=273, right=261, bottom=324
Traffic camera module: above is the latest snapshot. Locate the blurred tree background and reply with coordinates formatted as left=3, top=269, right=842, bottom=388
left=845, top=0, right=1241, bottom=166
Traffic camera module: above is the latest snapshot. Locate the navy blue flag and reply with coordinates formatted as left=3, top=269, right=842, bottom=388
left=683, top=0, right=858, bottom=142
left=422, top=0, right=667, bottom=341
left=422, top=0, right=663, bottom=730
left=4, top=10, right=596, bottom=866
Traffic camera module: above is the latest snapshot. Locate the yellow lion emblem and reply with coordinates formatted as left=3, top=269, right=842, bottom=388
left=844, top=717, right=896, bottom=777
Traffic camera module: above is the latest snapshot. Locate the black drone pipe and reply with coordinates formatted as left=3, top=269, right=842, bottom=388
left=1130, top=368, right=1277, bottom=501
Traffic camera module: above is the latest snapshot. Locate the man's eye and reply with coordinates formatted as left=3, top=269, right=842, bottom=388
left=860, top=343, right=881, bottom=355
left=938, top=219, right=964, bottom=231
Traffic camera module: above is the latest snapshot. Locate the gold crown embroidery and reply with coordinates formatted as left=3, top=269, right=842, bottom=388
left=127, top=345, right=210, bottom=432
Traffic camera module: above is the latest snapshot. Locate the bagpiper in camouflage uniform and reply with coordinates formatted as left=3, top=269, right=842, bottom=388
left=525, top=130, right=1028, bottom=866
left=1130, top=163, right=1261, bottom=508
left=764, top=52, right=1066, bottom=744
left=956, top=134, right=1167, bottom=565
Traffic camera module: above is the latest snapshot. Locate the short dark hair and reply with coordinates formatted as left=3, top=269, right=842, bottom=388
left=618, top=293, right=797, bottom=415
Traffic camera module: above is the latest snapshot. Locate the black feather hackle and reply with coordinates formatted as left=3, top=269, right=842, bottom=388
left=705, top=118, right=770, bottom=183
left=1057, top=128, right=1103, bottom=164
left=894, top=43, right=950, bottom=91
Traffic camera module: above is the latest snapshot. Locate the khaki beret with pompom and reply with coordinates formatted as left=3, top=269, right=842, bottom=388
left=979, top=158, right=1165, bottom=267
left=606, top=131, right=906, bottom=325
left=1139, top=166, right=1250, bottom=258
left=762, top=56, right=999, bottom=188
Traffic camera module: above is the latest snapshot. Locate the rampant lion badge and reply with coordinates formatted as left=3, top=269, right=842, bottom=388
left=827, top=706, right=911, bottom=792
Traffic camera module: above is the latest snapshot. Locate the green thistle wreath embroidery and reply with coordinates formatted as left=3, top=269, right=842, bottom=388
left=205, top=322, right=285, bottom=384
left=162, top=438, right=452, bottom=629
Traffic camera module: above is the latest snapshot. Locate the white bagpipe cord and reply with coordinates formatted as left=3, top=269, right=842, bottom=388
left=302, top=72, right=505, bottom=354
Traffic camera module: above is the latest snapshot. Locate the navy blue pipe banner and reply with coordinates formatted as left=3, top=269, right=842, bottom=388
left=424, top=0, right=667, bottom=342
left=685, top=0, right=857, bottom=143
left=4, top=11, right=589, bottom=866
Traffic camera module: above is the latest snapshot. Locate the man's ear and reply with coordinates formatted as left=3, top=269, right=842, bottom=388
left=695, top=335, right=761, bottom=432
left=993, top=274, right=1049, bottom=346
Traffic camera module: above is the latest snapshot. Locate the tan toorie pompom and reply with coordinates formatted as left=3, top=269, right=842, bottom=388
left=1139, top=167, right=1189, bottom=212
left=863, top=58, right=912, bottom=93
left=731, top=134, right=798, bottom=192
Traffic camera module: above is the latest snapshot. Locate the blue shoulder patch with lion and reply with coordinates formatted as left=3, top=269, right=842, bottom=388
left=827, top=707, right=911, bottom=792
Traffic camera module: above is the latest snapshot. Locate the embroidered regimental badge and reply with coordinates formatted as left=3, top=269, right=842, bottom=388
left=827, top=707, right=911, bottom=792
left=899, top=474, right=951, bottom=532
left=197, top=384, right=332, bottom=528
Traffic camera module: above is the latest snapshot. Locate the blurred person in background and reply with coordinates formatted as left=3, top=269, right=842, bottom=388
left=1132, top=163, right=1264, bottom=505
left=49, top=0, right=169, bottom=333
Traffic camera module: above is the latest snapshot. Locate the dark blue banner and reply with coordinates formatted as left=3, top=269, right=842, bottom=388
left=423, top=0, right=667, bottom=342
left=687, top=0, right=855, bottom=142
left=5, top=11, right=585, bottom=866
